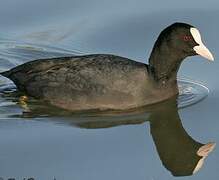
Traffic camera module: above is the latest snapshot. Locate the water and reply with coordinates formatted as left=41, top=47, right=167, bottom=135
left=0, top=0, right=219, bottom=179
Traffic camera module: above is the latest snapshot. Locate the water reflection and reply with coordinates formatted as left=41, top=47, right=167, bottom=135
left=63, top=97, right=215, bottom=176
left=3, top=91, right=215, bottom=177
left=148, top=98, right=215, bottom=176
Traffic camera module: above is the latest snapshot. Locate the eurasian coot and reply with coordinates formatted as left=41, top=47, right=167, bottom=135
left=0, top=22, right=214, bottom=111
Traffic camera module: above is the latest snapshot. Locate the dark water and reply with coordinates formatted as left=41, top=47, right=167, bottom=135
left=0, top=0, right=218, bottom=179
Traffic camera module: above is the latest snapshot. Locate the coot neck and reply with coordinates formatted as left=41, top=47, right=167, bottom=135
left=148, top=42, right=186, bottom=87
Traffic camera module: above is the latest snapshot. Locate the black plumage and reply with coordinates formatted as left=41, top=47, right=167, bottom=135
left=0, top=22, right=211, bottom=111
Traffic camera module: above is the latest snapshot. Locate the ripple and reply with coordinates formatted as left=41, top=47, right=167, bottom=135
left=178, top=78, right=209, bottom=108
left=0, top=38, right=85, bottom=71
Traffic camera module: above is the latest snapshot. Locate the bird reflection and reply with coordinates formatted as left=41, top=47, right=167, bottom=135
left=148, top=98, right=215, bottom=176
left=3, top=91, right=217, bottom=177
left=65, top=97, right=215, bottom=176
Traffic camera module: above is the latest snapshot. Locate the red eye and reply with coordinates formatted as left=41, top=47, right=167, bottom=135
left=182, top=35, right=193, bottom=41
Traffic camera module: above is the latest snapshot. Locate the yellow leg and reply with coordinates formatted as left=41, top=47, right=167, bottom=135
left=19, top=95, right=30, bottom=112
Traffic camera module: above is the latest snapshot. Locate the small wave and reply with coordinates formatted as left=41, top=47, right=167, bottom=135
left=0, top=39, right=86, bottom=70
left=178, top=78, right=209, bottom=108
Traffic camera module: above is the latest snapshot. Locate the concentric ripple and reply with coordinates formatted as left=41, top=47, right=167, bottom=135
left=178, top=78, right=209, bottom=108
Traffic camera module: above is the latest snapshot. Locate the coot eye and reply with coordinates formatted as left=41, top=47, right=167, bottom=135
left=182, top=35, right=193, bottom=42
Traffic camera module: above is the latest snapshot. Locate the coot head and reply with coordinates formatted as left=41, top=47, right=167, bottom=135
left=159, top=22, right=214, bottom=60
left=149, top=22, right=214, bottom=83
